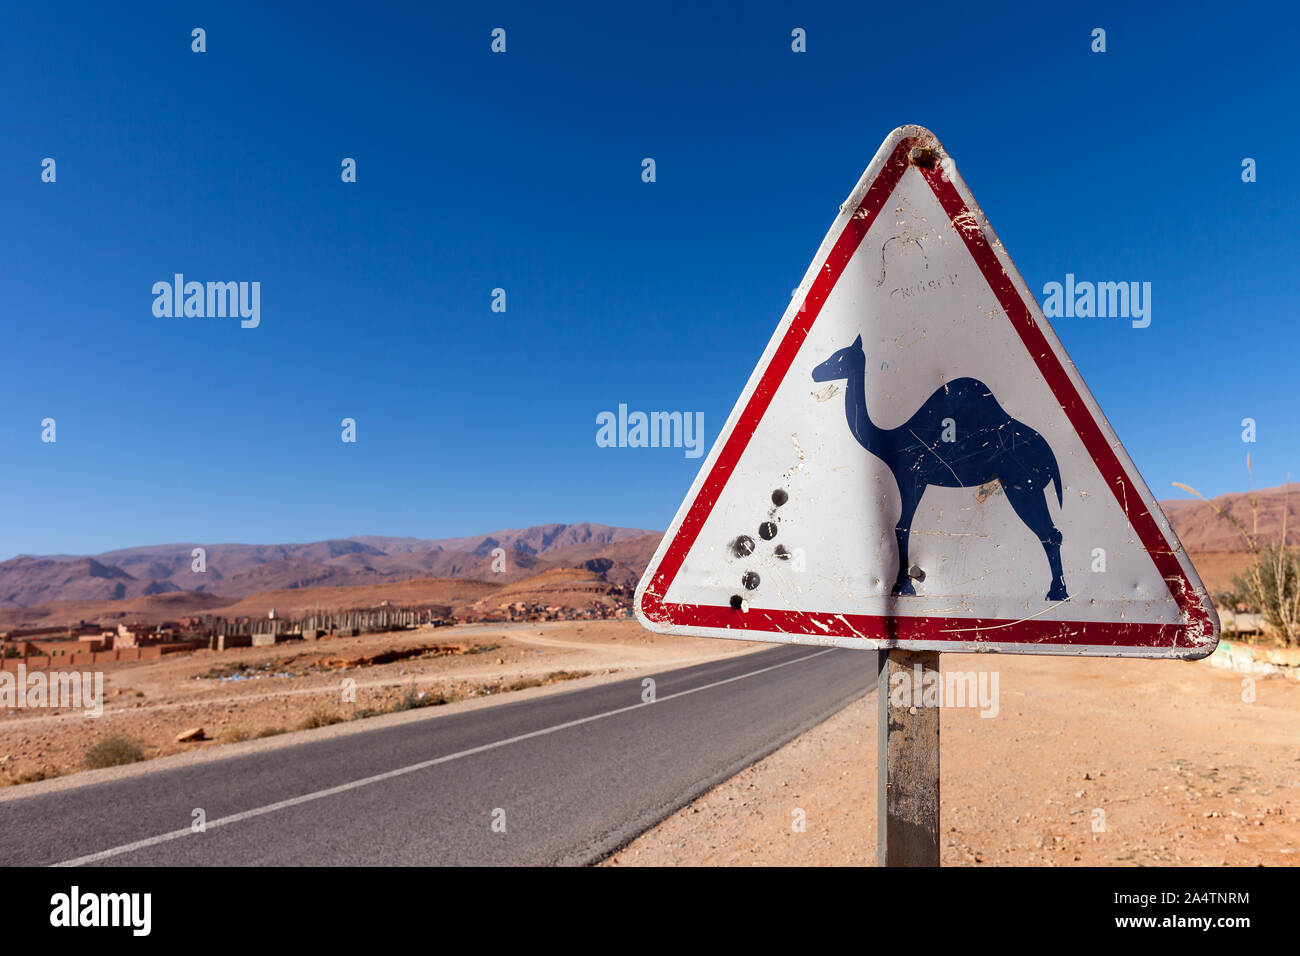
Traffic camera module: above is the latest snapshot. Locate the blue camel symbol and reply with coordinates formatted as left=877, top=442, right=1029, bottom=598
left=812, top=335, right=1068, bottom=601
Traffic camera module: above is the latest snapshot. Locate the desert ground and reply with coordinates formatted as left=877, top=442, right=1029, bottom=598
left=4, top=613, right=1298, bottom=866
left=0, top=619, right=762, bottom=786
left=603, top=647, right=1300, bottom=866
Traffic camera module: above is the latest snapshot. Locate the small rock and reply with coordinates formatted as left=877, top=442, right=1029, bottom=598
left=175, top=727, right=206, bottom=743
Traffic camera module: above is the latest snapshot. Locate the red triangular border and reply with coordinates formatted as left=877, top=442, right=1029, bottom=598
left=639, top=133, right=1215, bottom=654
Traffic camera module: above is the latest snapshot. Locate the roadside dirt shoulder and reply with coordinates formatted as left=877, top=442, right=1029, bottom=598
left=603, top=652, right=1300, bottom=866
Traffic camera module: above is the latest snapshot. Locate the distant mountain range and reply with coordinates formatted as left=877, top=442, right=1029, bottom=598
left=0, top=485, right=1291, bottom=613
left=0, top=524, right=661, bottom=609
left=1160, top=483, right=1299, bottom=552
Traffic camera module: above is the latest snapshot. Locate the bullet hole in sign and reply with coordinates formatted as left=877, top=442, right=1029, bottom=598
left=742, top=571, right=761, bottom=590
left=771, top=489, right=789, bottom=507
left=729, top=594, right=744, bottom=610
left=732, top=535, right=756, bottom=558
left=758, top=521, right=778, bottom=541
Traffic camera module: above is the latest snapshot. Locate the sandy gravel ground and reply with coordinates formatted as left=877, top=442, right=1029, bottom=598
left=603, top=651, right=1300, bottom=866
left=0, top=620, right=762, bottom=786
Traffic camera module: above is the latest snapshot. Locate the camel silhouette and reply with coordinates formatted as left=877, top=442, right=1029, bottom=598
left=812, top=335, right=1068, bottom=601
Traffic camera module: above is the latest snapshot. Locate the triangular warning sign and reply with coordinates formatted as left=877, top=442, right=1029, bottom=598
left=636, top=126, right=1218, bottom=658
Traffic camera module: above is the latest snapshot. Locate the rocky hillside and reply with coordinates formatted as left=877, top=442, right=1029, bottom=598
left=1162, top=483, right=1299, bottom=551
left=0, top=524, right=659, bottom=610
left=1, top=485, right=1284, bottom=619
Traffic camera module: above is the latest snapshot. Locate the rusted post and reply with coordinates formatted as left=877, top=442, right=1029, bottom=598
left=877, top=649, right=940, bottom=866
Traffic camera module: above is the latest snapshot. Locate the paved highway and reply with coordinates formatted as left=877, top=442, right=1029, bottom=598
left=0, top=645, right=876, bottom=866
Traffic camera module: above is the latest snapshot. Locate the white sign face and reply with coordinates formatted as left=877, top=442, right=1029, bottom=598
left=636, top=126, right=1218, bottom=658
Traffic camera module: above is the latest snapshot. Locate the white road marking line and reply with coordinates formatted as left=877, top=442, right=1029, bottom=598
left=53, top=648, right=835, bottom=866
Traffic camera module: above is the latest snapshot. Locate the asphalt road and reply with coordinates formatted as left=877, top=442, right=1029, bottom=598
left=0, top=645, right=877, bottom=866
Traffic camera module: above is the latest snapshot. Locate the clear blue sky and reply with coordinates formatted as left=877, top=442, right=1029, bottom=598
left=2, top=1, right=1295, bottom=558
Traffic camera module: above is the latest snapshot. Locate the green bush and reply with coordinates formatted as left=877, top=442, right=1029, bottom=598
left=297, top=710, right=343, bottom=730
left=394, top=685, right=446, bottom=711
left=1228, top=543, right=1300, bottom=646
left=1173, top=479, right=1300, bottom=647
left=83, top=736, right=145, bottom=769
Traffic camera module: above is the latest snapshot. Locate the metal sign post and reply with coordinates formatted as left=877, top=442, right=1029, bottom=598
left=877, top=650, right=940, bottom=866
